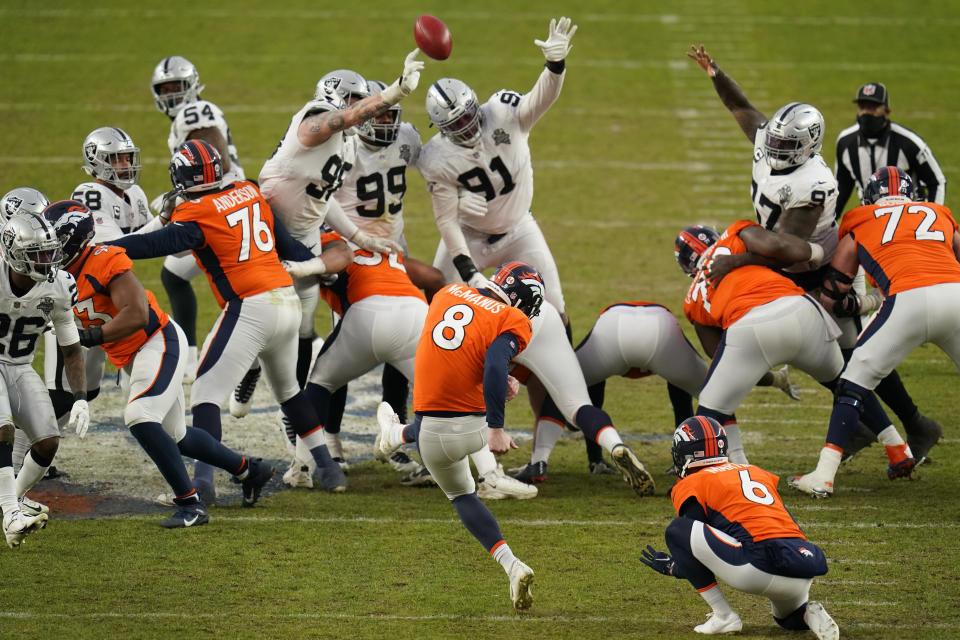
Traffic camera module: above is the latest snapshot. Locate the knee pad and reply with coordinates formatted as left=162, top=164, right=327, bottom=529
left=835, top=379, right=868, bottom=414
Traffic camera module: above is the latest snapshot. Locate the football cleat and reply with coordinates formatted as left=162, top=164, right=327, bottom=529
left=400, top=466, right=436, bottom=487
left=887, top=456, right=916, bottom=480
left=511, top=461, right=547, bottom=484
left=904, top=412, right=942, bottom=464
left=611, top=444, right=656, bottom=497
left=388, top=450, right=420, bottom=474
left=241, top=459, right=274, bottom=508
left=477, top=464, right=538, bottom=500
left=282, top=462, right=314, bottom=489
left=332, top=457, right=350, bottom=471
left=160, top=495, right=210, bottom=529
left=507, top=559, right=534, bottom=611
left=787, top=472, right=833, bottom=498
left=155, top=493, right=176, bottom=507
left=19, top=495, right=50, bottom=518
left=803, top=601, right=840, bottom=640
left=229, top=367, right=261, bottom=418
left=374, top=401, right=403, bottom=462
left=589, top=459, right=617, bottom=475
left=3, top=509, right=48, bottom=548
left=693, top=611, right=742, bottom=635
left=770, top=365, right=801, bottom=401
left=318, top=461, right=348, bottom=494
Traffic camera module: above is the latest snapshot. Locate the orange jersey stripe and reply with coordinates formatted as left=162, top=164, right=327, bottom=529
left=413, top=284, right=532, bottom=414
left=684, top=220, right=805, bottom=328
left=839, top=201, right=960, bottom=295
left=172, top=180, right=293, bottom=307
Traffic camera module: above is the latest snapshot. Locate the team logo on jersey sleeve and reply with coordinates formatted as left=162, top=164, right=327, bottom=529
left=777, top=184, right=793, bottom=207
left=493, top=128, right=511, bottom=145
left=36, top=296, right=54, bottom=318
left=399, top=144, right=411, bottom=164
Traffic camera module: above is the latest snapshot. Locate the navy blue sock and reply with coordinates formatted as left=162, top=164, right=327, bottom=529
left=381, top=364, right=409, bottom=423
left=664, top=517, right=715, bottom=590
left=280, top=392, right=322, bottom=437
left=297, top=338, right=313, bottom=389
left=452, top=493, right=504, bottom=552
left=130, top=422, right=194, bottom=497
left=575, top=405, right=613, bottom=443
left=178, top=427, right=246, bottom=476
left=585, top=438, right=605, bottom=464
left=874, top=369, right=918, bottom=424
left=326, top=385, right=348, bottom=435
left=305, top=383, right=332, bottom=432
left=161, top=267, right=197, bottom=346
left=667, top=383, right=694, bottom=428
left=405, top=415, right=422, bottom=444
left=860, top=389, right=894, bottom=436
left=587, top=380, right=605, bottom=409
left=191, top=402, right=222, bottom=441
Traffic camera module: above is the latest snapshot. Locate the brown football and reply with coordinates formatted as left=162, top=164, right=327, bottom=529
left=414, top=14, right=452, bottom=60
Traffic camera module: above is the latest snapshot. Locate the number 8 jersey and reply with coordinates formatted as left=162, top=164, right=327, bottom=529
left=414, top=283, right=532, bottom=415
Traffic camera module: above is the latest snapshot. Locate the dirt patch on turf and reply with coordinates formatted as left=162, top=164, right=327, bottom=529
left=27, top=479, right=159, bottom=518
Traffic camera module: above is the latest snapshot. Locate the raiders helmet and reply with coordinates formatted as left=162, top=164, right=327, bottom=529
left=489, top=262, right=545, bottom=318
left=425, top=78, right=482, bottom=147
left=151, top=56, right=203, bottom=117
left=863, top=166, right=915, bottom=205
left=317, top=69, right=371, bottom=137
left=0, top=212, right=62, bottom=283
left=362, top=80, right=403, bottom=147
left=674, top=225, right=719, bottom=277
left=672, top=416, right=729, bottom=478
left=763, top=103, right=824, bottom=171
left=82, top=127, right=142, bottom=189
left=1, top=187, right=50, bottom=221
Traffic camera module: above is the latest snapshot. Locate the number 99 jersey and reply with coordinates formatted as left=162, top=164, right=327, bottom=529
left=169, top=99, right=245, bottom=184
left=413, top=283, right=532, bottom=415
left=751, top=127, right=839, bottom=272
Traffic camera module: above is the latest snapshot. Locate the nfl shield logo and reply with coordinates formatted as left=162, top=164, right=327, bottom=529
left=863, top=84, right=877, bottom=96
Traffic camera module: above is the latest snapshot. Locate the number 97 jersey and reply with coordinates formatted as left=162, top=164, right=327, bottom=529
left=751, top=128, right=838, bottom=272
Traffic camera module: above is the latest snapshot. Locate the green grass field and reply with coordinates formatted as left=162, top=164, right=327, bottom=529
left=2, top=1, right=959, bottom=638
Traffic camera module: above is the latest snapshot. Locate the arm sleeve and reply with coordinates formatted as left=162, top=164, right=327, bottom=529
left=430, top=180, right=471, bottom=261
left=677, top=496, right=708, bottom=521
left=273, top=215, right=316, bottom=261
left=107, top=221, right=204, bottom=258
left=322, top=197, right=361, bottom=240
left=482, top=332, right=522, bottom=427
left=516, top=67, right=565, bottom=132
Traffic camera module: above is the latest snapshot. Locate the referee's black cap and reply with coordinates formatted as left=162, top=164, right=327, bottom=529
left=854, top=82, right=889, bottom=106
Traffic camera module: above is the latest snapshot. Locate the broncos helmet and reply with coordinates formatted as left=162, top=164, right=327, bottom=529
left=151, top=55, right=203, bottom=117
left=672, top=416, right=729, bottom=478
left=169, top=139, right=224, bottom=194
left=0, top=212, right=62, bottom=283
left=425, top=78, right=482, bottom=147
left=862, top=166, right=915, bottom=205
left=43, top=200, right=96, bottom=267
left=361, top=79, right=402, bottom=147
left=82, top=127, right=142, bottom=189
left=317, top=69, right=372, bottom=137
left=488, top=262, right=545, bottom=318
left=674, top=225, right=719, bottom=277
left=1, top=187, right=49, bottom=221
left=763, top=102, right=824, bottom=171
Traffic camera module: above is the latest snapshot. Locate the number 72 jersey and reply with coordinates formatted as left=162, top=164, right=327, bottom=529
left=838, top=200, right=960, bottom=296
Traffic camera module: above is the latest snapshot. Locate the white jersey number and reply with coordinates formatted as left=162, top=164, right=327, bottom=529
left=353, top=251, right=406, bottom=272
left=738, top=469, right=775, bottom=505
left=225, top=202, right=275, bottom=262
left=874, top=204, right=946, bottom=244
left=431, top=304, right=474, bottom=350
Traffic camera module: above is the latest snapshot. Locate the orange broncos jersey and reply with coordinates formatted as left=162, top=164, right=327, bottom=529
left=172, top=180, right=293, bottom=307
left=414, top=284, right=532, bottom=414
left=67, top=245, right=169, bottom=369
left=840, top=200, right=960, bottom=296
left=671, top=462, right=805, bottom=544
left=684, top=220, right=805, bottom=329
left=318, top=231, right=426, bottom=315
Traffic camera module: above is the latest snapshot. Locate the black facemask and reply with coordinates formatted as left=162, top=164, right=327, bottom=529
left=857, top=113, right=888, bottom=138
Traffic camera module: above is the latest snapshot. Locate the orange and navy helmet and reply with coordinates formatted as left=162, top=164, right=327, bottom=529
left=672, top=416, right=728, bottom=477
left=675, top=225, right=719, bottom=277
left=862, top=166, right=915, bottom=205
left=43, top=200, right=95, bottom=267
left=489, top=261, right=545, bottom=318
left=169, top=139, right=223, bottom=194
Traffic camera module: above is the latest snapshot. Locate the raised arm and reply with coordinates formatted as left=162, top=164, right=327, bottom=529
left=687, top=45, right=767, bottom=143
left=516, top=16, right=577, bottom=131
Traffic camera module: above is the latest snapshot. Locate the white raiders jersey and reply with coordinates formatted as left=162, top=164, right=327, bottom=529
left=751, top=128, right=839, bottom=272
left=334, top=122, right=421, bottom=242
left=419, top=90, right=539, bottom=235
left=259, top=100, right=356, bottom=238
left=0, top=267, right=78, bottom=365
left=70, top=182, right=153, bottom=242
left=168, top=99, right=245, bottom=184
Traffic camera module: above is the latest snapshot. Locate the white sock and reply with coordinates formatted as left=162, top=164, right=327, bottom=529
left=814, top=446, right=843, bottom=481
left=16, top=452, right=48, bottom=497
left=723, top=422, right=748, bottom=464
left=299, top=428, right=325, bottom=450
left=491, top=541, right=517, bottom=572
left=0, top=466, right=17, bottom=515
left=699, top=584, right=735, bottom=616
left=325, top=431, right=344, bottom=459
left=12, top=428, right=29, bottom=472
left=392, top=422, right=409, bottom=447
left=532, top=419, right=563, bottom=464
left=876, top=425, right=906, bottom=448
left=187, top=346, right=198, bottom=364
left=470, top=446, right=498, bottom=477
left=597, top=426, right=623, bottom=453
left=294, top=437, right=317, bottom=473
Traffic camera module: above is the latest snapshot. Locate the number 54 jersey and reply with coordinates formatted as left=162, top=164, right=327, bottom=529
left=0, top=267, right=79, bottom=365
left=169, top=99, right=245, bottom=184
left=414, top=283, right=532, bottom=415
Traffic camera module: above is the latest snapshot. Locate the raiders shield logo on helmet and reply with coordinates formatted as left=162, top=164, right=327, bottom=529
left=3, top=196, right=22, bottom=218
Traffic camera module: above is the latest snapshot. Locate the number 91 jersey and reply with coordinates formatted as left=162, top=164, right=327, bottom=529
left=169, top=99, right=245, bottom=184
left=418, top=90, right=533, bottom=235
left=335, top=122, right=422, bottom=244
left=751, top=127, right=839, bottom=272
left=0, top=267, right=79, bottom=365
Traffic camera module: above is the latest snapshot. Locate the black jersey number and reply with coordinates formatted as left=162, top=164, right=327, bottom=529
left=751, top=180, right=783, bottom=230
left=71, top=189, right=101, bottom=211
left=356, top=166, right=406, bottom=217
left=0, top=314, right=46, bottom=358
left=182, top=104, right=215, bottom=126
left=305, top=155, right=352, bottom=203
left=456, top=156, right=516, bottom=202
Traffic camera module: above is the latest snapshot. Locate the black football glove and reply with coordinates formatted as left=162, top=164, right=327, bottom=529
left=833, top=290, right=862, bottom=318
left=639, top=544, right=677, bottom=577
left=77, top=326, right=104, bottom=347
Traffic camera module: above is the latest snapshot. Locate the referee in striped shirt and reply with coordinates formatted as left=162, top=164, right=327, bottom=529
left=834, top=82, right=946, bottom=217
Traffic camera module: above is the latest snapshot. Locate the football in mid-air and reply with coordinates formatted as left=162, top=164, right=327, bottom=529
left=414, top=14, right=452, bottom=60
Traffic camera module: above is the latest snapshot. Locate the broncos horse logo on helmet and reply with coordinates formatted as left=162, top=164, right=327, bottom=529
left=488, top=261, right=545, bottom=318
left=43, top=200, right=96, bottom=268
left=169, top=139, right=224, bottom=194
left=674, top=225, right=719, bottom=277
left=672, top=416, right=729, bottom=478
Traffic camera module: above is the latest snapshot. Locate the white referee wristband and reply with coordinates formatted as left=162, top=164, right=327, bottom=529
left=807, top=242, right=824, bottom=265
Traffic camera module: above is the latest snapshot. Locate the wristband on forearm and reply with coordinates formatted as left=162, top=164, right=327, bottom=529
left=452, top=254, right=479, bottom=282
left=545, top=60, right=565, bottom=74
left=78, top=326, right=105, bottom=347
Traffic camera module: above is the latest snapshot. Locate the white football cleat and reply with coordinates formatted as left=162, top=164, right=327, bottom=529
left=694, top=611, right=742, bottom=634
left=803, top=601, right=839, bottom=640
left=388, top=450, right=420, bottom=474
left=788, top=472, right=834, bottom=498
left=155, top=493, right=176, bottom=507
left=4, top=508, right=48, bottom=549
left=19, top=495, right=49, bottom=517
left=477, top=464, right=538, bottom=500
left=374, top=401, right=402, bottom=462
left=507, top=558, right=534, bottom=610
left=282, top=461, right=314, bottom=489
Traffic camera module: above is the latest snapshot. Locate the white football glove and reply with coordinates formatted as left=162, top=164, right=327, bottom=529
left=534, top=16, right=578, bottom=62
left=770, top=365, right=801, bottom=401
left=382, top=49, right=424, bottom=104
left=351, top=230, right=404, bottom=255
left=282, top=257, right=328, bottom=279
left=69, top=399, right=90, bottom=439
left=457, top=189, right=488, bottom=219
left=506, top=375, right=520, bottom=402
left=468, top=271, right=495, bottom=291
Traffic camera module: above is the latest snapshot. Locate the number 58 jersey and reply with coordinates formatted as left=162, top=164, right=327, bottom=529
left=414, top=283, right=532, bottom=415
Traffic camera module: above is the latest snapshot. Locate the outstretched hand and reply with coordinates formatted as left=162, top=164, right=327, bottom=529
left=639, top=544, right=677, bottom=577
left=687, top=44, right=719, bottom=78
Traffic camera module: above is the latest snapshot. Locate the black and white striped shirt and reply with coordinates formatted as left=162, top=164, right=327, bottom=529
left=834, top=121, right=946, bottom=217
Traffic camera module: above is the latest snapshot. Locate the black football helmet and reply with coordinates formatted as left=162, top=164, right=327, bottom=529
left=169, top=139, right=224, bottom=194
left=43, top=200, right=96, bottom=267
left=862, top=166, right=915, bottom=205
left=672, top=416, right=728, bottom=478
left=489, top=261, right=545, bottom=318
left=674, top=225, right=719, bottom=277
